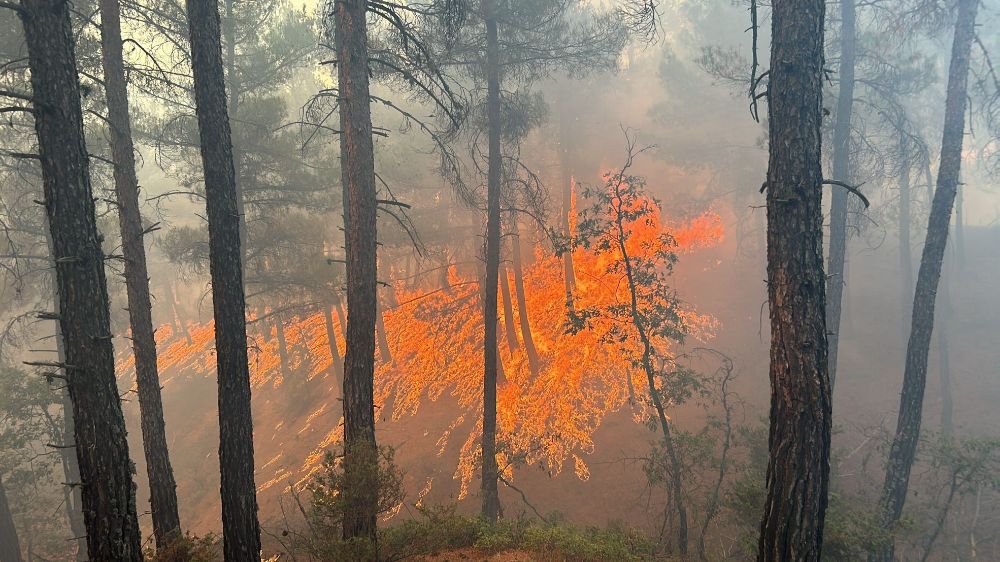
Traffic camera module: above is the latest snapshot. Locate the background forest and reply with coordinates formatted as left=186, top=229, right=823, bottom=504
left=0, top=0, right=999, bottom=559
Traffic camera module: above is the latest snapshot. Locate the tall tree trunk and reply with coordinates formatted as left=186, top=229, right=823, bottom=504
left=18, top=0, right=143, bottom=557
left=0, top=472, right=22, bottom=562
left=333, top=0, right=379, bottom=543
left=99, top=0, right=181, bottom=547
left=499, top=262, right=520, bottom=353
left=899, top=138, right=913, bottom=344
left=510, top=220, right=539, bottom=374
left=757, top=0, right=832, bottom=558
left=480, top=0, right=503, bottom=523
left=826, top=0, right=855, bottom=389
left=323, top=304, right=344, bottom=384
left=185, top=0, right=261, bottom=556
left=870, top=0, right=978, bottom=558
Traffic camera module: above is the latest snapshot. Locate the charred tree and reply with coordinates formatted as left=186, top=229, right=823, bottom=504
left=376, top=298, right=392, bottom=364
left=0, top=472, right=21, bottom=562
left=16, top=0, right=144, bottom=557
left=826, top=0, right=855, bottom=388
left=333, top=0, right=380, bottom=543
left=185, top=0, right=261, bottom=556
left=480, top=0, right=503, bottom=523
left=870, top=0, right=978, bottom=558
left=274, top=313, right=292, bottom=378
left=98, top=0, right=182, bottom=547
left=756, top=0, right=832, bottom=558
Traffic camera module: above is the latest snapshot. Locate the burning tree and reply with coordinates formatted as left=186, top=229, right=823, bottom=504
left=561, top=135, right=695, bottom=556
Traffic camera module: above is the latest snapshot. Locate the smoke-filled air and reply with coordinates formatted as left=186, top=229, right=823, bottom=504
left=1, top=0, right=999, bottom=560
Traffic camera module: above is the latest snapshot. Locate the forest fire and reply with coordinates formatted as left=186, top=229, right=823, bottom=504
left=117, top=208, right=724, bottom=501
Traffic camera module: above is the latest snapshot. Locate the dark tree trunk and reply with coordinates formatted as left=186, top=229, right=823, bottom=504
left=510, top=220, right=539, bottom=374
left=899, top=138, right=913, bottom=344
left=0, top=472, right=22, bottom=562
left=185, top=0, right=261, bottom=556
left=323, top=305, right=344, bottom=384
left=18, top=0, right=143, bottom=558
left=168, top=282, right=193, bottom=345
left=333, top=0, right=379, bottom=543
left=480, top=0, right=503, bottom=523
left=499, top=262, right=520, bottom=353
left=870, top=0, right=978, bottom=558
left=99, top=0, right=182, bottom=547
left=826, top=0, right=855, bottom=389
left=756, top=0, right=832, bottom=559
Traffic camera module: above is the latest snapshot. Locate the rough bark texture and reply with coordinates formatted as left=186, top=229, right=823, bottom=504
left=18, top=0, right=144, bottom=558
left=333, top=0, right=379, bottom=542
left=0, top=473, right=21, bottom=562
left=98, top=0, right=182, bottom=547
left=185, top=0, right=261, bottom=557
left=826, top=0, right=855, bottom=389
left=870, top=0, right=977, bottom=558
left=756, top=0, right=832, bottom=559
left=480, top=0, right=502, bottom=523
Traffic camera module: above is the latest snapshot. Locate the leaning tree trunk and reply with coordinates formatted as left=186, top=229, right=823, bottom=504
left=870, top=0, right=978, bottom=558
left=756, top=0, right=832, bottom=559
left=0, top=472, right=22, bottom=562
left=510, top=219, right=540, bottom=374
left=499, top=262, right=520, bottom=353
left=480, top=0, right=503, bottom=523
left=185, top=0, right=261, bottom=557
left=333, top=0, right=380, bottom=543
left=826, top=0, right=855, bottom=389
left=98, top=0, right=181, bottom=547
left=18, top=0, right=144, bottom=558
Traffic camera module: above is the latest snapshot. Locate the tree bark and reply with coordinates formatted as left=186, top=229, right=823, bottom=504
left=224, top=0, right=247, bottom=261
left=756, top=0, right=832, bottom=559
left=480, top=0, right=503, bottom=523
left=826, top=0, right=855, bottom=389
left=0, top=472, right=22, bottom=562
left=510, top=220, right=539, bottom=374
left=185, top=0, right=261, bottom=556
left=99, top=0, right=182, bottom=547
left=18, top=0, right=144, bottom=557
left=870, top=0, right=978, bottom=558
left=333, top=0, right=379, bottom=543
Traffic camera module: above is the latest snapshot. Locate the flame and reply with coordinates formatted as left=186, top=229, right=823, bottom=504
left=118, top=208, right=723, bottom=501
